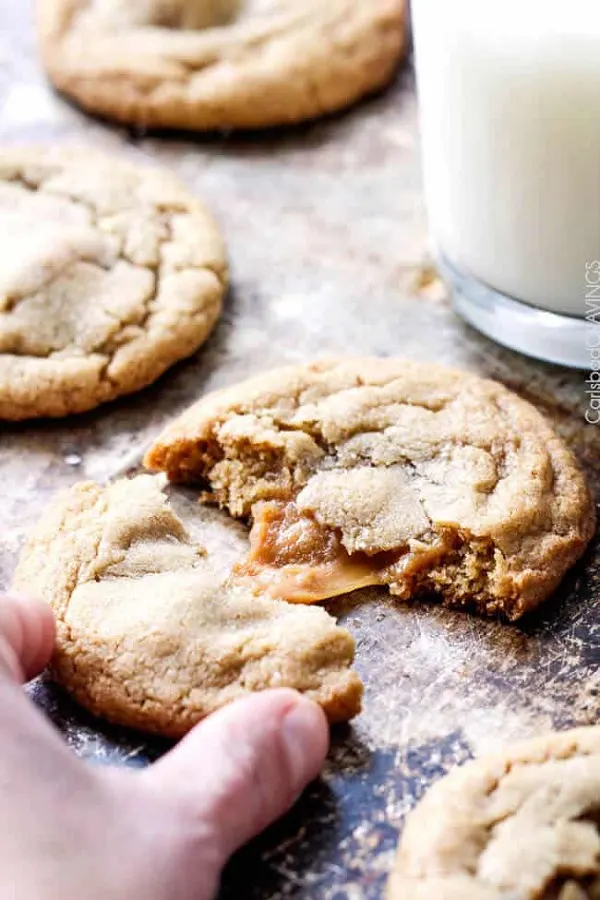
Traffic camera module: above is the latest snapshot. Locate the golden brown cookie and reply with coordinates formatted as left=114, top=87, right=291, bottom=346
left=388, top=726, right=600, bottom=900
left=0, top=147, right=226, bottom=420
left=37, top=0, right=407, bottom=130
left=145, top=358, right=595, bottom=620
left=13, top=475, right=362, bottom=737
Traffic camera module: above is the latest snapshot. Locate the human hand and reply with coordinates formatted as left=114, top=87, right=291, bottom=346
left=0, top=594, right=329, bottom=900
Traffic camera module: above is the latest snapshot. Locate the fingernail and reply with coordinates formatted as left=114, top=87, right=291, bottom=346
left=282, top=698, right=329, bottom=794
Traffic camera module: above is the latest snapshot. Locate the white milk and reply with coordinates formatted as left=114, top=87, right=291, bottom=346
left=412, top=0, right=600, bottom=317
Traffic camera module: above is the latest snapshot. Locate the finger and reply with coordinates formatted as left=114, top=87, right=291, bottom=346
left=0, top=595, right=55, bottom=682
left=145, top=689, right=329, bottom=861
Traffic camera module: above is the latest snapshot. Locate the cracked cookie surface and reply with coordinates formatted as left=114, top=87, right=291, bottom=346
left=145, top=358, right=595, bottom=620
left=13, top=475, right=362, bottom=737
left=37, top=0, right=407, bottom=130
left=0, top=147, right=226, bottom=419
left=388, top=726, right=600, bottom=900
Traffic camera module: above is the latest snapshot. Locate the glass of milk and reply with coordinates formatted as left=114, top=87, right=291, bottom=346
left=412, top=0, right=599, bottom=368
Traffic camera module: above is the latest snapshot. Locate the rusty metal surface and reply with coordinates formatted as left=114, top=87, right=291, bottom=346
left=1, top=3, right=599, bottom=898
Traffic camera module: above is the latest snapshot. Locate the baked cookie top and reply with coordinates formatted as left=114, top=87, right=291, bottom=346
left=145, top=358, right=595, bottom=620
left=388, top=726, right=600, bottom=900
left=13, top=475, right=362, bottom=737
left=0, top=147, right=226, bottom=420
left=37, top=0, right=407, bottom=130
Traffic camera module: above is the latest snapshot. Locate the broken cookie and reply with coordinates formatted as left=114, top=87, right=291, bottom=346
left=145, top=358, right=595, bottom=620
left=13, top=475, right=362, bottom=737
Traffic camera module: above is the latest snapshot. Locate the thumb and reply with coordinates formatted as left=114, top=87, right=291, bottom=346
left=0, top=595, right=55, bottom=682
left=145, top=689, right=329, bottom=861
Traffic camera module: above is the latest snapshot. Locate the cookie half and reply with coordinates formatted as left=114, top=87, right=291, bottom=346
left=145, top=358, right=595, bottom=620
left=37, top=0, right=407, bottom=130
left=388, top=726, right=600, bottom=900
left=13, top=475, right=362, bottom=737
left=0, top=147, right=226, bottom=419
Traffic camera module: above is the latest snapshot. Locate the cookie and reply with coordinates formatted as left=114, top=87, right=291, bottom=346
left=0, top=147, right=226, bottom=420
left=388, top=726, right=600, bottom=900
left=145, top=358, right=595, bottom=621
left=37, top=0, right=407, bottom=131
left=13, top=475, right=362, bottom=737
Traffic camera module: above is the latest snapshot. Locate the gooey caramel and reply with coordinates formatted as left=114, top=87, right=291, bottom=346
left=235, top=501, right=387, bottom=603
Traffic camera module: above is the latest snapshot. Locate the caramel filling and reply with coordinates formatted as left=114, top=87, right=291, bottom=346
left=234, top=500, right=504, bottom=615
left=236, top=501, right=391, bottom=604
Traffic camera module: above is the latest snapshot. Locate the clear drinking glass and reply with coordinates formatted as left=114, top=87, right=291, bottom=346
left=412, top=0, right=600, bottom=369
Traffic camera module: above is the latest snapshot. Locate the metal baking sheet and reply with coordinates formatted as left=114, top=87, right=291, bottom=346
left=1, top=4, right=598, bottom=897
